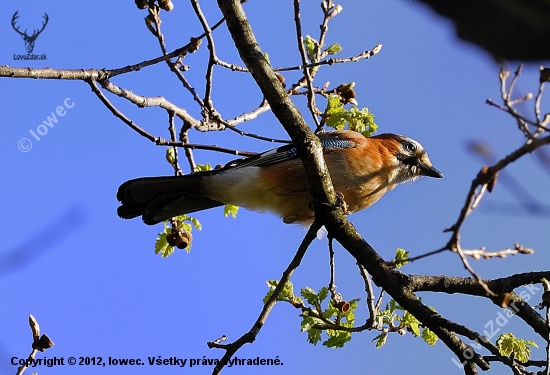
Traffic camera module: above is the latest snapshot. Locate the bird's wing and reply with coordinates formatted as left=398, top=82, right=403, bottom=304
left=223, top=132, right=357, bottom=170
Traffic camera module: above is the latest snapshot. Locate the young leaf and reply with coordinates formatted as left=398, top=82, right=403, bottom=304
left=373, top=333, right=388, bottom=348
left=223, top=204, right=239, bottom=218
left=323, top=330, right=351, bottom=348
left=263, top=280, right=298, bottom=304
left=306, top=328, right=322, bottom=345
left=394, top=248, right=409, bottom=268
left=323, top=94, right=377, bottom=137
left=318, top=287, right=329, bottom=302
left=155, top=231, right=174, bottom=258
left=421, top=327, right=438, bottom=346
left=194, top=163, right=212, bottom=172
left=325, top=43, right=342, bottom=55
left=496, top=333, right=538, bottom=363
left=303, top=35, right=318, bottom=62
left=300, top=287, right=319, bottom=306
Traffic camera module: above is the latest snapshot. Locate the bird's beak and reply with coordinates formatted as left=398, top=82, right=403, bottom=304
left=418, top=159, right=443, bottom=178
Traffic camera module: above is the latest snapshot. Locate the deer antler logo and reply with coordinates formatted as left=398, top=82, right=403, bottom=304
left=11, top=11, right=49, bottom=54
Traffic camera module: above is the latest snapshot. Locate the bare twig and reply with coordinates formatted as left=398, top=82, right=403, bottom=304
left=293, top=0, right=321, bottom=129
left=150, top=5, right=205, bottom=108
left=461, top=244, right=534, bottom=260
left=222, top=121, right=292, bottom=144
left=16, top=315, right=54, bottom=375
left=328, top=236, right=336, bottom=298
left=209, top=220, right=322, bottom=375
left=96, top=78, right=204, bottom=128
left=357, top=262, right=377, bottom=326
left=89, top=80, right=257, bottom=156
left=213, top=58, right=248, bottom=72
left=108, top=14, right=227, bottom=77
left=180, top=125, right=197, bottom=172
left=167, top=112, right=183, bottom=175
left=190, top=0, right=216, bottom=112
left=274, top=46, right=383, bottom=72
left=226, top=99, right=270, bottom=126
left=443, top=135, right=550, bottom=294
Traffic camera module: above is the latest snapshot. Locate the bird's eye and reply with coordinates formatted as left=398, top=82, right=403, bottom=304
left=403, top=142, right=416, bottom=153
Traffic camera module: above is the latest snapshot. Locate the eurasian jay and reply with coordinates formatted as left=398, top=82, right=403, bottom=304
left=117, top=130, right=442, bottom=225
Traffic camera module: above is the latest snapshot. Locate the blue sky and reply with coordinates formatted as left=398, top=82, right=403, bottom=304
left=1, top=1, right=549, bottom=374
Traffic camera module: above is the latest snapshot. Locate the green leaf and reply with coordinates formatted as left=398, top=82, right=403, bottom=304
left=421, top=327, right=438, bottom=345
left=189, top=217, right=202, bottom=230
left=325, top=43, right=342, bottom=55
left=323, top=94, right=377, bottom=137
left=373, top=333, right=387, bottom=348
left=155, top=230, right=174, bottom=258
left=307, top=329, right=322, bottom=345
left=409, top=322, right=421, bottom=336
left=318, top=287, right=329, bottom=302
left=194, top=163, right=212, bottom=172
left=496, top=333, right=538, bottom=363
left=263, top=280, right=298, bottom=304
left=303, top=35, right=318, bottom=62
left=401, top=311, right=419, bottom=326
left=300, top=287, right=319, bottom=306
left=375, top=306, right=395, bottom=326
left=263, top=280, right=278, bottom=303
left=394, top=248, right=409, bottom=268
left=223, top=204, right=239, bottom=218
left=166, top=147, right=176, bottom=164
left=323, top=330, right=351, bottom=348
left=263, top=52, right=270, bottom=64
left=322, top=307, right=339, bottom=320
left=389, top=299, right=397, bottom=313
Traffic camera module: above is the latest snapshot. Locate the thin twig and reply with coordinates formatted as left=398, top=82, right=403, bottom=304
left=274, top=46, right=383, bottom=72
left=109, top=15, right=227, bottom=78
left=357, top=262, right=377, bottom=326
left=167, top=112, right=183, bottom=175
left=150, top=4, right=205, bottom=108
left=486, top=99, right=550, bottom=133
left=180, top=125, right=197, bottom=172
left=455, top=245, right=497, bottom=297
left=328, top=236, right=336, bottom=298
left=96, top=77, right=204, bottom=128
left=213, top=58, right=248, bottom=72
left=443, top=135, right=550, bottom=295
left=16, top=315, right=54, bottom=375
left=386, top=247, right=448, bottom=266
left=89, top=80, right=257, bottom=156
left=222, top=121, right=291, bottom=144
left=226, top=99, right=270, bottom=126
left=293, top=0, right=321, bottom=129
left=209, top=220, right=322, bottom=375
left=190, top=0, right=216, bottom=112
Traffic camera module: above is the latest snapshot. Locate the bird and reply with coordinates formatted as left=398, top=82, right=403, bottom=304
left=117, top=130, right=443, bottom=225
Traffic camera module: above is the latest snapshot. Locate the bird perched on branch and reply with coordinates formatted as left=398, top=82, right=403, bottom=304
left=117, top=130, right=443, bottom=225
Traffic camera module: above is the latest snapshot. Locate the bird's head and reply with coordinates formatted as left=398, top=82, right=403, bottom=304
left=375, top=133, right=443, bottom=183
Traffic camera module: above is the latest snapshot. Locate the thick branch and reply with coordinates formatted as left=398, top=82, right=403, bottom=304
left=406, top=272, right=550, bottom=339
left=217, top=0, right=489, bottom=372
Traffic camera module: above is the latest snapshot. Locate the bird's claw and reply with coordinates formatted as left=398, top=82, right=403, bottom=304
left=335, top=192, right=349, bottom=214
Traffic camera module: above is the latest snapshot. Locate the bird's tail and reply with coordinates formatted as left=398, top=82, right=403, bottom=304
left=116, top=172, right=224, bottom=225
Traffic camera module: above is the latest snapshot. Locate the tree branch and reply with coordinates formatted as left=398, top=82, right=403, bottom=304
left=208, top=221, right=322, bottom=374
left=217, top=0, right=491, bottom=372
